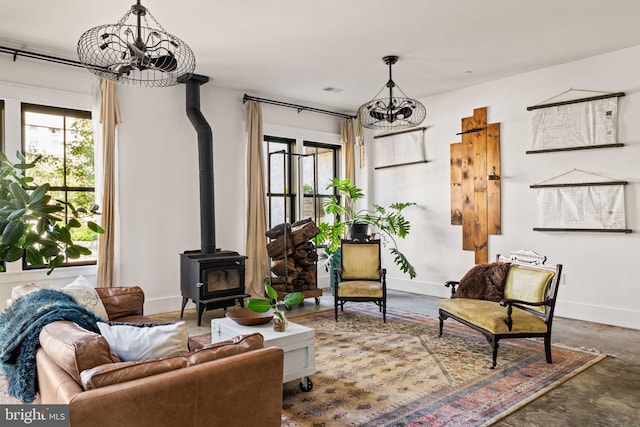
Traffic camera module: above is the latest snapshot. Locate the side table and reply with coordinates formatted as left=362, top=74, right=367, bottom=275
left=211, top=317, right=315, bottom=391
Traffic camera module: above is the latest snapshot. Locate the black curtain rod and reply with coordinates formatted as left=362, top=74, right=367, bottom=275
left=526, top=92, right=625, bottom=111
left=243, top=94, right=356, bottom=120
left=0, top=45, right=86, bottom=68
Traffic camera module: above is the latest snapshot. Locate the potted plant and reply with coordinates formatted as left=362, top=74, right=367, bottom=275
left=313, top=178, right=416, bottom=280
left=247, top=283, right=305, bottom=332
left=0, top=151, right=104, bottom=274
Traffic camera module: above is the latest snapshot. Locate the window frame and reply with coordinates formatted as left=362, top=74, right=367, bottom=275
left=301, top=140, right=340, bottom=224
left=264, top=135, right=296, bottom=230
left=20, top=102, right=98, bottom=270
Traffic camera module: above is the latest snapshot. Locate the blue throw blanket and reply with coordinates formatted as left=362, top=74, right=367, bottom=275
left=0, top=289, right=101, bottom=403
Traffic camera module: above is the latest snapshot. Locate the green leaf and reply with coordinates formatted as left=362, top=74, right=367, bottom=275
left=88, top=221, right=105, bottom=234
left=390, top=248, right=416, bottom=280
left=28, top=183, right=50, bottom=204
left=59, top=227, right=72, bottom=245
left=7, top=208, right=26, bottom=221
left=38, top=241, right=61, bottom=258
left=284, top=291, right=304, bottom=307
left=15, top=151, right=25, bottom=162
left=265, top=283, right=278, bottom=300
left=9, top=182, right=29, bottom=206
left=26, top=247, right=44, bottom=266
left=46, top=255, right=65, bottom=275
left=4, top=246, right=24, bottom=262
left=2, top=221, right=25, bottom=246
left=65, top=245, right=81, bottom=259
left=75, top=246, right=92, bottom=256
left=68, top=218, right=82, bottom=228
left=247, top=299, right=272, bottom=313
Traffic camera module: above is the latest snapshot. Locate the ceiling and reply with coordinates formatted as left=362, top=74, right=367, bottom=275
left=2, top=1, right=640, bottom=113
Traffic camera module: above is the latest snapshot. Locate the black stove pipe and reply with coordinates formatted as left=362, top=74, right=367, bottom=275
left=182, top=74, right=216, bottom=253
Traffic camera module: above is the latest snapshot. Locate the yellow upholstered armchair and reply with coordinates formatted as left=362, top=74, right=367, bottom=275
left=333, top=239, right=387, bottom=322
left=438, top=250, right=562, bottom=368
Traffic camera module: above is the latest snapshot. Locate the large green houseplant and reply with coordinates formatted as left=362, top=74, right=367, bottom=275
left=0, top=152, right=104, bottom=274
left=313, top=178, right=416, bottom=280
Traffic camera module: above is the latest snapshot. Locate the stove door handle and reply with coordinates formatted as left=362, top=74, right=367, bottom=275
left=196, top=282, right=204, bottom=288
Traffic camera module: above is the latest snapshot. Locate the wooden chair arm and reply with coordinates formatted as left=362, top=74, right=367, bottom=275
left=499, top=299, right=551, bottom=331
left=444, top=281, right=459, bottom=297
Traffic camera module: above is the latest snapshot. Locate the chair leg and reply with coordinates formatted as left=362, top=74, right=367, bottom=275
left=491, top=339, right=499, bottom=369
left=544, top=335, right=553, bottom=363
left=382, top=300, right=386, bottom=323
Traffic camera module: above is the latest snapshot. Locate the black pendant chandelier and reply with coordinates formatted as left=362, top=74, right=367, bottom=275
left=357, top=55, right=426, bottom=130
left=77, top=0, right=195, bottom=87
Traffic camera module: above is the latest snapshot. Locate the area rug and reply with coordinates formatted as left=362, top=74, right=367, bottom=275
left=0, top=304, right=604, bottom=426
left=199, top=304, right=603, bottom=427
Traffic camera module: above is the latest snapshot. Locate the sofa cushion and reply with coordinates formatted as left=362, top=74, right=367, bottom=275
left=7, top=282, right=41, bottom=306
left=97, top=321, right=189, bottom=362
left=95, top=286, right=145, bottom=321
left=438, top=298, right=548, bottom=335
left=80, top=333, right=264, bottom=390
left=61, top=276, right=110, bottom=321
left=39, top=321, right=120, bottom=384
left=186, top=332, right=264, bottom=365
left=80, top=357, right=188, bottom=390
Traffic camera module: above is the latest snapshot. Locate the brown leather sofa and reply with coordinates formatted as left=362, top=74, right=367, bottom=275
left=35, top=287, right=284, bottom=427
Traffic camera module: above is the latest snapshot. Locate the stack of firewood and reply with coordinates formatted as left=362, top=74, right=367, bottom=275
left=266, top=218, right=319, bottom=292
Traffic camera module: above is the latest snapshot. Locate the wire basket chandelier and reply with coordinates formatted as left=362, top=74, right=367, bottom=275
left=77, top=0, right=195, bottom=87
left=357, top=56, right=426, bottom=130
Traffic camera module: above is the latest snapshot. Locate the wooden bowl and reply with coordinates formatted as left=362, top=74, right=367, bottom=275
left=226, top=308, right=273, bottom=326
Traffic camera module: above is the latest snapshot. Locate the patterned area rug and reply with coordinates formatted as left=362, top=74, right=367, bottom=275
left=0, top=304, right=604, bottom=427
left=268, top=304, right=603, bottom=427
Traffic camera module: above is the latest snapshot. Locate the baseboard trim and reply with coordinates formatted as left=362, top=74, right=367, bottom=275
left=555, top=300, right=640, bottom=330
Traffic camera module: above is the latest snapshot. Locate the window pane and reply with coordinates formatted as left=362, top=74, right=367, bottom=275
left=267, top=143, right=288, bottom=194
left=270, top=196, right=290, bottom=228
left=67, top=191, right=99, bottom=262
left=317, top=148, right=334, bottom=195
left=65, top=117, right=95, bottom=187
left=24, top=114, right=65, bottom=187
left=301, top=153, right=315, bottom=194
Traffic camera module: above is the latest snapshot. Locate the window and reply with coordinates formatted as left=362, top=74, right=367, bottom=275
left=301, top=141, right=339, bottom=227
left=263, top=135, right=340, bottom=229
left=21, top=103, right=99, bottom=268
left=263, top=136, right=295, bottom=229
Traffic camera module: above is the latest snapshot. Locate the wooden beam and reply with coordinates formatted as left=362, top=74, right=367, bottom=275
left=450, top=143, right=462, bottom=225
left=472, top=108, right=488, bottom=264
left=487, top=122, right=501, bottom=235
left=461, top=116, right=475, bottom=250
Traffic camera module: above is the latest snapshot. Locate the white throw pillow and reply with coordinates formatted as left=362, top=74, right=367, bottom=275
left=61, top=276, right=109, bottom=321
left=97, top=321, right=189, bottom=362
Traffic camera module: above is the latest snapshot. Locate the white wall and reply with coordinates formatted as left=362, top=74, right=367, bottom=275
left=362, top=45, right=640, bottom=329
left=1, top=45, right=638, bottom=329
left=113, top=83, right=341, bottom=314
left=0, top=57, right=341, bottom=313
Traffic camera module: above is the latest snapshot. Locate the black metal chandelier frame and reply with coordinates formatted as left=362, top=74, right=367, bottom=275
left=358, top=55, right=426, bottom=130
left=77, top=0, right=195, bottom=87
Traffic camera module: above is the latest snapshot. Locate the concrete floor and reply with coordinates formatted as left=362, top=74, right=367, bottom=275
left=173, top=289, right=640, bottom=427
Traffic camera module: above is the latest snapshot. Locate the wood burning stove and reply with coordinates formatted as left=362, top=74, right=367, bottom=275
left=180, top=250, right=249, bottom=326
left=179, top=74, right=249, bottom=326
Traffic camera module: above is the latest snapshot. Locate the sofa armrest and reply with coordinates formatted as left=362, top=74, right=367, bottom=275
left=444, top=281, right=459, bottom=297
left=96, top=286, right=145, bottom=321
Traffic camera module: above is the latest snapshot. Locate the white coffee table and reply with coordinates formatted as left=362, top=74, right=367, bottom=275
left=211, top=317, right=315, bottom=391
